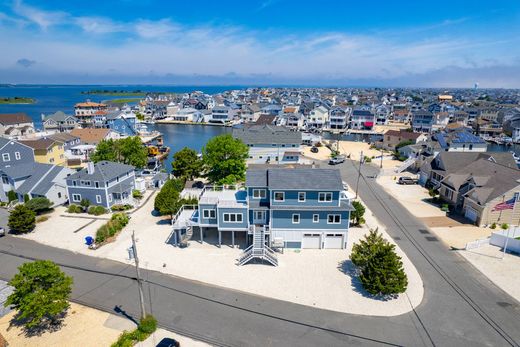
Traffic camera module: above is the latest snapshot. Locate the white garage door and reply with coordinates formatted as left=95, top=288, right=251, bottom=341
left=324, top=234, right=344, bottom=249
left=465, top=207, right=478, bottom=222
left=302, top=233, right=321, bottom=249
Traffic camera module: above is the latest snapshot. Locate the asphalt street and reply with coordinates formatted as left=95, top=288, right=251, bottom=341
left=0, top=162, right=518, bottom=346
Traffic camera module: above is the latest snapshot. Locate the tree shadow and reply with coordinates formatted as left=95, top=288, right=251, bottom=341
left=8, top=309, right=68, bottom=337
left=337, top=259, right=398, bottom=301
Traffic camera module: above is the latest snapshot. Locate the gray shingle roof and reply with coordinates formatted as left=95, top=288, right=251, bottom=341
left=233, top=125, right=301, bottom=145
left=0, top=162, right=42, bottom=180
left=68, top=161, right=134, bottom=182
left=31, top=165, right=65, bottom=196
left=246, top=168, right=343, bottom=190
left=15, top=163, right=55, bottom=194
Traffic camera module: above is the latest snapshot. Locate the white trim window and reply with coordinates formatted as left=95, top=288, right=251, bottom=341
left=252, top=189, right=266, bottom=199
left=203, top=209, right=216, bottom=219
left=319, top=192, right=333, bottom=202
left=96, top=195, right=102, bottom=203
left=2, top=153, right=10, bottom=162
left=223, top=213, right=243, bottom=223
left=298, top=192, right=306, bottom=202
left=274, top=192, right=285, bottom=201
left=313, top=214, right=319, bottom=223
left=292, top=213, right=300, bottom=224
left=14, top=152, right=21, bottom=160
left=72, top=194, right=81, bottom=202
left=253, top=210, right=266, bottom=221
left=327, top=214, right=341, bottom=224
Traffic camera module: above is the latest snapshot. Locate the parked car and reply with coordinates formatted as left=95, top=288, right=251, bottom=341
left=156, top=338, right=180, bottom=347
left=329, top=156, right=346, bottom=165
left=310, top=146, right=318, bottom=153
left=398, top=177, right=418, bottom=185
left=0, top=227, right=5, bottom=237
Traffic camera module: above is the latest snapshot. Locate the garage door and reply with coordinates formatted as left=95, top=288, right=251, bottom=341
left=465, top=207, right=478, bottom=222
left=302, top=233, right=320, bottom=249
left=324, top=234, right=344, bottom=249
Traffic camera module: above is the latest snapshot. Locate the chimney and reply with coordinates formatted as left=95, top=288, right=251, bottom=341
left=87, top=161, right=95, bottom=175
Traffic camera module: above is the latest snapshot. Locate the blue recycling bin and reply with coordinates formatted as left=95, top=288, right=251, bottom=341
left=85, top=236, right=94, bottom=246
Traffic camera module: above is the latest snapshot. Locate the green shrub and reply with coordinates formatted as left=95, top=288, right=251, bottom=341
left=111, top=331, right=135, bottom=347
left=111, top=204, right=133, bottom=211
left=80, top=198, right=91, bottom=209
left=364, top=157, right=372, bottom=163
left=441, top=204, right=449, bottom=212
left=23, top=194, right=30, bottom=203
left=67, top=204, right=83, bottom=213
left=7, top=190, right=17, bottom=203
left=490, top=223, right=497, bottom=229
left=95, top=213, right=129, bottom=245
left=25, top=197, right=53, bottom=214
left=88, top=205, right=107, bottom=216
left=132, top=189, right=143, bottom=199
left=138, top=315, right=157, bottom=334
left=501, top=223, right=509, bottom=230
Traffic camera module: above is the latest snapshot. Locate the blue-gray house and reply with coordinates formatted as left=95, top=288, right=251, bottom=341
left=106, top=109, right=138, bottom=136
left=171, top=167, right=352, bottom=260
left=66, top=161, right=136, bottom=208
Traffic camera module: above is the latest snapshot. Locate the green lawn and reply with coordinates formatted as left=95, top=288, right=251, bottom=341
left=105, top=98, right=142, bottom=104
left=0, top=97, right=35, bottom=104
left=82, top=90, right=146, bottom=96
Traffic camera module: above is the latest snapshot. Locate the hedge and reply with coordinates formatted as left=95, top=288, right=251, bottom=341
left=67, top=204, right=83, bottom=213
left=87, top=205, right=107, bottom=216
left=111, top=315, right=157, bottom=347
left=111, top=204, right=133, bottom=211
left=95, top=213, right=129, bottom=244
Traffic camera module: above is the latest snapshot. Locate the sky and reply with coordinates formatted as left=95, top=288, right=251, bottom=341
left=1, top=0, right=520, bottom=87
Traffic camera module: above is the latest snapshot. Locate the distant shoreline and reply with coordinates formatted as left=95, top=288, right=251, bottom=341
left=155, top=120, right=233, bottom=127
left=0, top=97, right=35, bottom=104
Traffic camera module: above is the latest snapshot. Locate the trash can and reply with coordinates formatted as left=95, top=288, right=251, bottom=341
left=85, top=236, right=94, bottom=246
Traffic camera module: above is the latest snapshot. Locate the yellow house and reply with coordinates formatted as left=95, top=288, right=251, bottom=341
left=20, top=138, right=66, bottom=166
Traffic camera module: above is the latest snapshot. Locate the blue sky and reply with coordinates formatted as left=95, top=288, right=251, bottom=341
left=1, top=0, right=520, bottom=87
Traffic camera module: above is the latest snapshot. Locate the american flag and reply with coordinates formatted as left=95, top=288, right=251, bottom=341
left=492, top=197, right=516, bottom=212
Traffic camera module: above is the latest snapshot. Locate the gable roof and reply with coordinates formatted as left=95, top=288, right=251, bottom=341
left=67, top=160, right=134, bottom=182
left=233, top=125, right=301, bottom=145
left=70, top=128, right=110, bottom=144
left=16, top=163, right=58, bottom=195
left=19, top=138, right=57, bottom=150
left=385, top=129, right=422, bottom=140
left=43, top=111, right=76, bottom=122
left=48, top=132, right=79, bottom=143
left=0, top=113, right=33, bottom=126
left=246, top=168, right=343, bottom=191
left=255, top=114, right=276, bottom=125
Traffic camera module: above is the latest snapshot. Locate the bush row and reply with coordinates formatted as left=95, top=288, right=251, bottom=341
left=95, top=213, right=130, bottom=244
left=88, top=205, right=107, bottom=215
left=111, top=315, right=157, bottom=347
left=111, top=204, right=133, bottom=211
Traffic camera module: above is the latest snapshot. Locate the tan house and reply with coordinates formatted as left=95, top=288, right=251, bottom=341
left=0, top=113, right=35, bottom=137
left=381, top=129, right=426, bottom=151
left=70, top=128, right=120, bottom=146
left=438, top=158, right=520, bottom=226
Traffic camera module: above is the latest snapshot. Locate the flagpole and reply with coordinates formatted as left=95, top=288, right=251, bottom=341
left=502, top=193, right=517, bottom=259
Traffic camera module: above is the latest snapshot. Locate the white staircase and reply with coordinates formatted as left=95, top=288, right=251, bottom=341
left=179, top=225, right=193, bottom=247
left=238, top=225, right=278, bottom=266
left=394, top=157, right=416, bottom=173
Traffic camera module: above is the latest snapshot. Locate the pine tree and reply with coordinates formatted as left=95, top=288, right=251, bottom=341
left=350, top=229, right=408, bottom=296
left=8, top=204, right=36, bottom=234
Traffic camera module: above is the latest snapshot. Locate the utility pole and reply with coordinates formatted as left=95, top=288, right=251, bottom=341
left=132, top=230, right=146, bottom=319
left=355, top=150, right=363, bottom=199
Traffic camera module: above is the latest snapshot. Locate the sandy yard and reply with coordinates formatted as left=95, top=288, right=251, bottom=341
left=302, top=144, right=331, bottom=161
left=459, top=245, right=520, bottom=303
left=376, top=174, right=446, bottom=219
left=430, top=226, right=493, bottom=249
left=0, top=302, right=133, bottom=347
left=18, top=185, right=424, bottom=317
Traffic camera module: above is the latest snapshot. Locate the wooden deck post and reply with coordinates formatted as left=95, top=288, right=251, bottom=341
left=232, top=231, right=235, bottom=248
left=200, top=227, right=203, bottom=244
left=218, top=230, right=222, bottom=247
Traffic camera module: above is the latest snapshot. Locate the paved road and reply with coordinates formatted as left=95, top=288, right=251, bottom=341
left=0, top=162, right=518, bottom=346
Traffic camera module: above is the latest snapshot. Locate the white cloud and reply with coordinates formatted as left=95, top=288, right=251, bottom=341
left=75, top=16, right=124, bottom=34
left=12, top=0, right=68, bottom=29
left=134, top=19, right=179, bottom=38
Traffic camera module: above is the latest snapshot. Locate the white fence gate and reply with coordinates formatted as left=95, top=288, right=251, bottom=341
left=465, top=238, right=490, bottom=250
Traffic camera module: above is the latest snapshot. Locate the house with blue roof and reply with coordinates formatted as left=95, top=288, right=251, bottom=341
left=105, top=108, right=138, bottom=136
left=434, top=129, right=487, bottom=152
left=170, top=167, right=353, bottom=266
left=66, top=161, right=136, bottom=208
